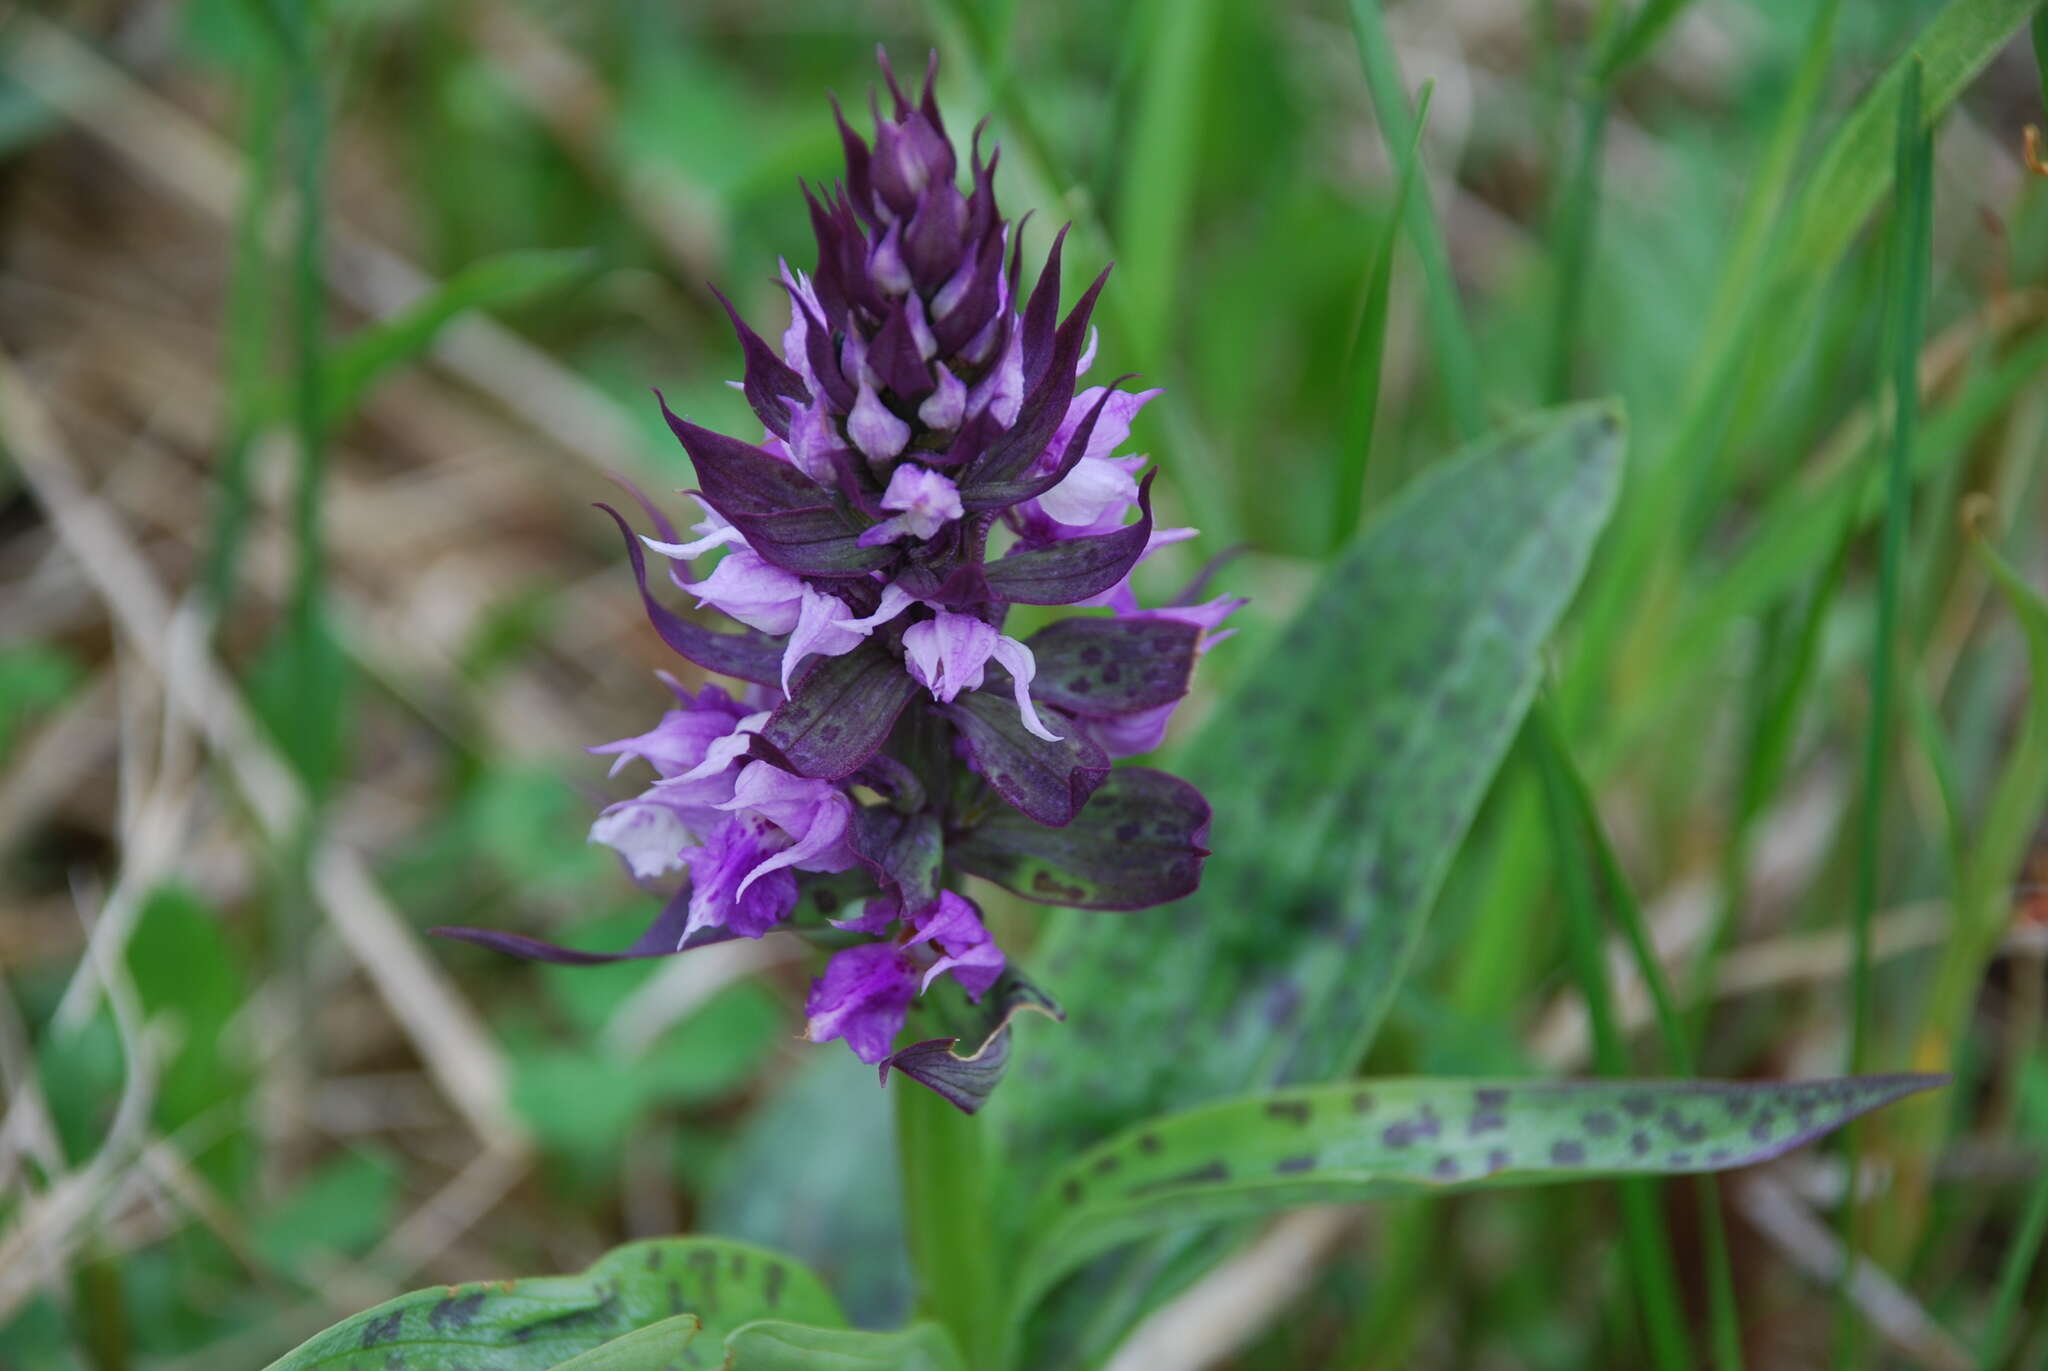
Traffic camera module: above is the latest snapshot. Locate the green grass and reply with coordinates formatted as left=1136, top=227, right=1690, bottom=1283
left=2, top=0, right=2047, bottom=1368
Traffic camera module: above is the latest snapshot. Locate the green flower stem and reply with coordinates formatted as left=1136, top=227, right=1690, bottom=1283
left=895, top=1076, right=1002, bottom=1369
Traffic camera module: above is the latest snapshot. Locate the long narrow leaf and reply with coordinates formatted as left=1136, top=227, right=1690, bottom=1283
left=1010, top=1074, right=1941, bottom=1334
left=260, top=1237, right=842, bottom=1371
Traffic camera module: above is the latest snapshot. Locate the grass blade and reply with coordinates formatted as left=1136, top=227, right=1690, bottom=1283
left=1115, top=0, right=1219, bottom=366
left=1343, top=0, right=1484, bottom=439
left=317, top=248, right=595, bottom=429
left=1836, top=54, right=1932, bottom=1369
left=1532, top=706, right=1690, bottom=1371
left=1592, top=0, right=1704, bottom=85
left=1330, top=82, right=1434, bottom=549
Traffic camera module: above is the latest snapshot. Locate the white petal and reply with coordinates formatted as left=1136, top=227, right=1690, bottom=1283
left=589, top=802, right=692, bottom=880
left=991, top=636, right=1061, bottom=741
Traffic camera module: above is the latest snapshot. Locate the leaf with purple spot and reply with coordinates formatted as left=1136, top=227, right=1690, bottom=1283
left=757, top=641, right=923, bottom=781
left=1006, top=1074, right=1943, bottom=1343
left=943, top=690, right=1109, bottom=827
left=951, top=767, right=1209, bottom=909
left=980, top=475, right=1156, bottom=606
left=1021, top=618, right=1200, bottom=719
left=260, top=1236, right=841, bottom=1371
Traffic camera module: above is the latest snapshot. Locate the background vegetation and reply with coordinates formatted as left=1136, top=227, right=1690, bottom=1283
left=2, top=0, right=2046, bottom=1367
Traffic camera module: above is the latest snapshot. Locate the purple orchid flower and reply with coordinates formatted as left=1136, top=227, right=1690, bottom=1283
left=434, top=49, right=1237, bottom=1110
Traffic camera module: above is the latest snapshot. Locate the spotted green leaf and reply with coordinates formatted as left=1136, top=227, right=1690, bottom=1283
left=993, top=403, right=1626, bottom=1179
left=722, top=1320, right=966, bottom=1370
left=261, top=1237, right=841, bottom=1371
left=1008, top=1074, right=1942, bottom=1329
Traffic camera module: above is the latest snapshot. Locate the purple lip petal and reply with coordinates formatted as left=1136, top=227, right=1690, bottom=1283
left=983, top=472, right=1156, bottom=605
left=943, top=690, right=1107, bottom=827
left=807, top=942, right=917, bottom=1064
left=759, top=640, right=922, bottom=780
left=951, top=766, right=1210, bottom=910
left=593, top=502, right=784, bottom=686
left=1022, top=616, right=1200, bottom=717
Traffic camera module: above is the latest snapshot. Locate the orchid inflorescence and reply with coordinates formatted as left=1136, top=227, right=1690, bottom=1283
left=438, top=49, right=1236, bottom=1108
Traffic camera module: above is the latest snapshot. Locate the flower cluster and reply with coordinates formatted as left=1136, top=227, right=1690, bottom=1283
left=440, top=51, right=1236, bottom=1101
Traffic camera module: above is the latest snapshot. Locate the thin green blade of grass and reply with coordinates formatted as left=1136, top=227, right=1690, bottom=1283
left=1564, top=0, right=1839, bottom=723
left=1781, top=0, right=2040, bottom=289
left=1114, top=0, right=1218, bottom=368
left=1530, top=704, right=1691, bottom=1371
left=1530, top=700, right=1747, bottom=1368
left=244, top=0, right=342, bottom=801
left=1343, top=0, right=1483, bottom=440
left=316, top=248, right=596, bottom=430
left=1330, top=82, right=1434, bottom=550
left=1690, top=490, right=1864, bottom=1057
left=203, top=68, right=281, bottom=617
left=1851, top=55, right=1933, bottom=1081
left=1546, top=94, right=1608, bottom=405
left=1981, top=1100, right=2048, bottom=1369
left=1913, top=518, right=2048, bottom=1092
left=1591, top=0, right=1704, bottom=86
left=1605, top=326, right=2048, bottom=762
left=1836, top=55, right=1932, bottom=1370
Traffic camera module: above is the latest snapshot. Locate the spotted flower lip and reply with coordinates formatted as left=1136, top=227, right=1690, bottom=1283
left=434, top=49, right=1236, bottom=1097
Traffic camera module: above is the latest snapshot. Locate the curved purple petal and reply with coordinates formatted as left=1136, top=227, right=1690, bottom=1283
left=658, top=396, right=893, bottom=577
left=594, top=503, right=784, bottom=686
left=982, top=473, right=1156, bottom=606
left=711, top=286, right=810, bottom=438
